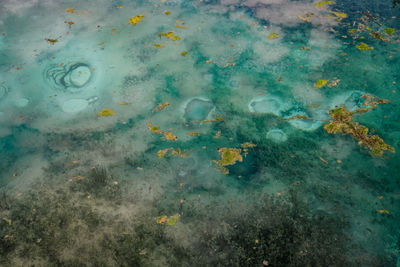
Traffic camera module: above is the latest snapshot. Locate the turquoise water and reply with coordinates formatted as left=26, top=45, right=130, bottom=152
left=0, top=0, right=399, bottom=265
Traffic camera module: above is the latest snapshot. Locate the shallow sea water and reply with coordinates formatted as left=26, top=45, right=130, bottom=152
left=0, top=0, right=399, bottom=266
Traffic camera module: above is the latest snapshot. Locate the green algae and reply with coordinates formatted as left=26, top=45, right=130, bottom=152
left=166, top=214, right=180, bottom=226
left=268, top=32, right=279, bottom=39
left=331, top=11, right=347, bottom=18
left=314, top=79, right=328, bottom=88
left=129, top=14, right=145, bottom=26
left=356, top=42, right=374, bottom=50
left=314, top=0, right=335, bottom=9
left=385, top=27, right=396, bottom=35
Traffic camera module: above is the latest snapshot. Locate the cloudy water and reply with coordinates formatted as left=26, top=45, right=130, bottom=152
left=0, top=0, right=399, bottom=266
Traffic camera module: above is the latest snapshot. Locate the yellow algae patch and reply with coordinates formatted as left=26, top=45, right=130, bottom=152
left=187, top=131, right=200, bottom=136
left=323, top=105, right=394, bottom=157
left=154, top=43, right=164, bottom=48
left=214, top=130, right=221, bottom=139
left=45, top=38, right=59, bottom=45
left=241, top=142, right=256, bottom=148
left=164, top=11, right=171, bottom=15
left=361, top=94, right=389, bottom=108
left=298, top=12, right=314, bottom=22
left=167, top=214, right=180, bottom=226
left=181, top=51, right=188, bottom=56
left=159, top=31, right=181, bottom=41
left=169, top=148, right=188, bottom=157
left=117, top=5, right=123, bottom=9
left=65, top=8, right=75, bottom=13
left=241, top=142, right=256, bottom=156
left=327, top=79, right=340, bottom=87
left=158, top=148, right=188, bottom=158
left=356, top=42, right=374, bottom=51
left=147, top=122, right=161, bottom=133
left=159, top=31, right=174, bottom=38
left=175, top=24, right=186, bottom=29
left=156, top=214, right=180, bottom=226
left=314, top=1, right=335, bottom=9
left=147, top=122, right=178, bottom=141
left=129, top=15, right=144, bottom=26
left=202, top=117, right=224, bottom=123
left=213, top=148, right=243, bottom=174
left=331, top=11, right=347, bottom=18
left=377, top=209, right=389, bottom=214
left=282, top=114, right=309, bottom=121
left=314, top=79, right=328, bottom=88
left=268, top=33, right=279, bottom=39
left=157, top=149, right=170, bottom=158
left=385, top=28, right=396, bottom=35
left=118, top=102, right=131, bottom=105
left=163, top=131, right=178, bottom=141
left=97, top=109, right=116, bottom=117
left=2, top=217, right=12, bottom=225
left=157, top=215, right=168, bottom=224
left=64, top=21, right=75, bottom=28
left=152, top=102, right=170, bottom=112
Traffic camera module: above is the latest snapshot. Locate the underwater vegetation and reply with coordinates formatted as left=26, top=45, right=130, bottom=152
left=0, top=187, right=187, bottom=266
left=69, top=166, right=121, bottom=200
left=4, top=183, right=392, bottom=266
left=188, top=192, right=352, bottom=266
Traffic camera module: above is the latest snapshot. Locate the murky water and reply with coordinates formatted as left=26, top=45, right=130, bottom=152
left=0, top=0, right=399, bottom=266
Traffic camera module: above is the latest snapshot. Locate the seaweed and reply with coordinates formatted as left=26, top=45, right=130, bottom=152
left=0, top=189, right=103, bottom=265
left=69, top=166, right=121, bottom=200
left=323, top=105, right=395, bottom=157
left=128, top=15, right=144, bottom=26
left=213, top=148, right=243, bottom=174
left=97, top=108, right=116, bottom=117
left=184, top=191, right=357, bottom=266
left=0, top=191, right=10, bottom=211
left=356, top=42, right=374, bottom=50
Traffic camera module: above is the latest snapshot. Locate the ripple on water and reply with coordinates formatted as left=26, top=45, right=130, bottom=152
left=45, top=62, right=93, bottom=93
